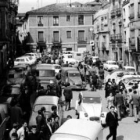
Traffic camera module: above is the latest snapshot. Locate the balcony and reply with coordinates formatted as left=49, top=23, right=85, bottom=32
left=129, top=13, right=134, bottom=20
left=115, top=34, right=122, bottom=42
left=77, top=38, right=87, bottom=44
left=110, top=35, right=116, bottom=42
left=116, top=8, right=122, bottom=16
left=111, top=10, right=116, bottom=18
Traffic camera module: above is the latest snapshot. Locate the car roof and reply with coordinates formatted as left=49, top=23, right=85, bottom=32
left=61, top=67, right=78, bottom=71
left=36, top=64, right=55, bottom=70
left=16, top=56, right=30, bottom=59
left=124, top=66, right=135, bottom=69
left=82, top=91, right=100, bottom=98
left=13, top=64, right=28, bottom=68
left=53, top=119, right=102, bottom=140
left=34, top=96, right=59, bottom=105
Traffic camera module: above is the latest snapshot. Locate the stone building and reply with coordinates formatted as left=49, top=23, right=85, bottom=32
left=0, top=0, right=18, bottom=76
left=25, top=3, right=100, bottom=53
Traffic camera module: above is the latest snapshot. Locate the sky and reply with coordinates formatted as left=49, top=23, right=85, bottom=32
left=18, top=0, right=93, bottom=13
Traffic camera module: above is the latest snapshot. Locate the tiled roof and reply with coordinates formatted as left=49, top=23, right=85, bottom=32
left=27, top=3, right=99, bottom=15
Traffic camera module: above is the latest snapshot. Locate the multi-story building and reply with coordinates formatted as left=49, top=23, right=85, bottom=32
left=25, top=3, right=100, bottom=53
left=109, top=0, right=123, bottom=61
left=122, top=0, right=130, bottom=66
left=0, top=0, right=18, bottom=76
left=129, top=0, right=140, bottom=72
left=94, top=3, right=110, bottom=61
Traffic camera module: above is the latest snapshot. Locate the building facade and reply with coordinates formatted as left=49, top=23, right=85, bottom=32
left=94, top=5, right=110, bottom=61
left=0, top=0, right=18, bottom=76
left=109, top=0, right=123, bottom=61
left=25, top=3, right=100, bottom=53
left=122, top=0, right=130, bottom=66
left=129, top=0, right=140, bottom=72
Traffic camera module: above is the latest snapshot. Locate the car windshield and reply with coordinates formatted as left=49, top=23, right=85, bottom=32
left=83, top=97, right=101, bottom=103
left=69, top=72, right=80, bottom=77
left=127, top=68, right=135, bottom=71
left=34, top=104, right=53, bottom=113
left=36, top=70, right=55, bottom=77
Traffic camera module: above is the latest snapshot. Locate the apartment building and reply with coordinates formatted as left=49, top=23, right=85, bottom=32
left=129, top=0, right=140, bottom=72
left=25, top=3, right=99, bottom=53
left=94, top=6, right=110, bottom=61
left=122, top=0, right=130, bottom=66
left=0, top=0, right=18, bottom=75
left=109, top=0, right=123, bottom=61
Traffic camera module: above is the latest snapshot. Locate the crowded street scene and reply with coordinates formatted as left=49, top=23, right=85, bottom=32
left=0, top=0, right=140, bottom=140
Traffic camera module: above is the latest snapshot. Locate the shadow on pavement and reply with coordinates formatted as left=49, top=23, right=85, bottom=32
left=117, top=135, right=124, bottom=140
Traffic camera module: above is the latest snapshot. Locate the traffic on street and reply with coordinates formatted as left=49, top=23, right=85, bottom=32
left=0, top=51, right=140, bottom=140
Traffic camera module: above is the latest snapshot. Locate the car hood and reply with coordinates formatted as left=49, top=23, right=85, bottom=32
left=7, top=78, right=25, bottom=84
left=69, top=77, right=82, bottom=85
left=82, top=103, right=102, bottom=117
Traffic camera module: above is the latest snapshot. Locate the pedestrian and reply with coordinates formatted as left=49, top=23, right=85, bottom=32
left=115, top=90, right=125, bottom=120
left=63, top=82, right=73, bottom=111
left=91, top=72, right=99, bottom=91
left=49, top=105, right=59, bottom=122
left=10, top=99, right=23, bottom=127
left=52, top=116, right=60, bottom=133
left=106, top=106, right=119, bottom=140
left=112, top=79, right=117, bottom=96
left=105, top=79, right=112, bottom=98
left=10, top=133, right=18, bottom=140
left=107, top=93, right=115, bottom=109
left=128, top=88, right=133, bottom=117
left=36, top=110, right=42, bottom=133
left=75, top=92, right=86, bottom=119
left=118, top=80, right=125, bottom=94
left=17, top=121, right=29, bottom=140
left=46, top=85, right=52, bottom=95
left=9, top=123, right=18, bottom=140
left=56, top=70, right=61, bottom=81
left=28, top=126, right=39, bottom=140
left=130, top=90, right=140, bottom=123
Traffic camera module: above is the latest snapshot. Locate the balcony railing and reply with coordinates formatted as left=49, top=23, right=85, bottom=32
left=115, top=34, right=122, bottom=42
left=129, top=13, right=134, bottom=20
left=111, top=10, right=116, bottom=18
left=116, top=8, right=122, bottom=16
left=77, top=38, right=87, bottom=44
left=110, top=35, right=116, bottom=42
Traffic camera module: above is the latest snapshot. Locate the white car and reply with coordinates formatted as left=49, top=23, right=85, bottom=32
left=14, top=56, right=35, bottom=66
left=63, top=58, right=79, bottom=65
left=103, top=60, right=119, bottom=71
left=75, top=92, right=107, bottom=125
left=24, top=53, right=38, bottom=62
left=123, top=66, right=137, bottom=74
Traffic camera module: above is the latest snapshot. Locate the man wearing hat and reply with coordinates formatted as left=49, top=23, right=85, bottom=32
left=106, top=106, right=119, bottom=140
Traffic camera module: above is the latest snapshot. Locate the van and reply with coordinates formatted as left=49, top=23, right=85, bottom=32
left=72, top=52, right=83, bottom=61
left=36, top=64, right=56, bottom=89
left=50, top=119, right=103, bottom=140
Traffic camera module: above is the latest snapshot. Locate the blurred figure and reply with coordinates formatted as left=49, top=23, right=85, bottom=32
left=107, top=93, right=114, bottom=109
left=52, top=116, right=60, bottom=132
left=9, top=123, right=18, bottom=140
left=118, top=80, right=125, bottom=94
left=63, top=82, right=73, bottom=111
left=105, top=79, right=112, bottom=98
left=28, top=126, right=38, bottom=140
left=128, top=88, right=134, bottom=117
left=112, top=79, right=117, bottom=96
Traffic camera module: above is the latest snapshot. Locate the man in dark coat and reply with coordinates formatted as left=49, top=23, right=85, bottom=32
left=106, top=106, right=119, bottom=140
left=63, top=82, right=73, bottom=111
left=115, top=90, right=124, bottom=120
left=105, top=79, right=112, bottom=98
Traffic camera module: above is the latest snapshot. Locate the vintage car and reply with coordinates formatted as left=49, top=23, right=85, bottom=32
left=103, top=60, right=119, bottom=71
left=123, top=66, right=137, bottom=74
left=50, top=119, right=103, bottom=140
left=61, top=67, right=86, bottom=89
left=7, top=64, right=27, bottom=85
left=36, top=64, right=56, bottom=89
left=75, top=92, right=106, bottom=125
left=29, top=96, right=59, bottom=127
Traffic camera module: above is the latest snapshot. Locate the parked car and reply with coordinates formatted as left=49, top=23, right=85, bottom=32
left=123, top=66, right=137, bottom=74
left=75, top=91, right=106, bottom=125
left=24, top=53, right=38, bottom=60
left=29, top=96, right=60, bottom=127
left=7, top=64, right=27, bottom=85
left=103, top=60, right=119, bottom=71
left=14, top=56, right=35, bottom=66
left=61, top=67, right=86, bottom=89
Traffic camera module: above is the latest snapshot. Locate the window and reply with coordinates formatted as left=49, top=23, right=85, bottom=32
left=138, top=2, right=140, bottom=17
left=38, top=16, right=43, bottom=26
left=53, top=31, right=59, bottom=42
left=53, top=16, right=59, bottom=26
left=78, top=15, right=84, bottom=25
left=66, top=15, right=70, bottom=21
left=67, top=31, right=71, bottom=38
left=66, top=48, right=72, bottom=51
left=78, top=30, right=85, bottom=41
left=38, top=31, right=44, bottom=42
